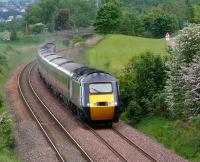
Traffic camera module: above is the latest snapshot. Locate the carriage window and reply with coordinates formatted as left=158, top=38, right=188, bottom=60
left=89, top=83, right=112, bottom=94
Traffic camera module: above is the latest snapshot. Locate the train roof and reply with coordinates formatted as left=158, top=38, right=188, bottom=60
left=60, top=62, right=84, bottom=73
left=39, top=43, right=116, bottom=82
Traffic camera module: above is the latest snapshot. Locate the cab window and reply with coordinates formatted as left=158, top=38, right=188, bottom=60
left=89, top=83, right=112, bottom=94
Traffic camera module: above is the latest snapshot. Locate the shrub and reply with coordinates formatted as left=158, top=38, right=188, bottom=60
left=0, top=118, right=15, bottom=149
left=32, top=23, right=46, bottom=34
left=165, top=25, right=200, bottom=119
left=62, top=38, right=70, bottom=46
left=10, top=30, right=18, bottom=41
left=120, top=52, right=168, bottom=122
left=127, top=100, right=143, bottom=123
left=152, top=93, right=169, bottom=116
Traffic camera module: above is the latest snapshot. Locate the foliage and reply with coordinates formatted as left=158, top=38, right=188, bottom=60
left=162, top=0, right=193, bottom=26
left=68, top=0, right=97, bottom=27
left=54, top=9, right=70, bottom=31
left=10, top=29, right=18, bottom=41
left=31, top=23, right=46, bottom=34
left=165, top=25, right=200, bottom=119
left=0, top=116, right=15, bottom=149
left=24, top=0, right=97, bottom=28
left=136, top=116, right=200, bottom=161
left=120, top=52, right=168, bottom=122
left=94, top=2, right=122, bottom=34
left=118, top=10, right=144, bottom=36
left=143, top=7, right=178, bottom=38
left=127, top=100, right=143, bottom=123
left=192, top=4, right=200, bottom=23
left=73, top=36, right=85, bottom=46
left=24, top=4, right=43, bottom=25
left=122, top=0, right=165, bottom=13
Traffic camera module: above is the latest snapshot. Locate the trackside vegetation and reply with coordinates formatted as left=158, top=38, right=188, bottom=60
left=0, top=33, right=64, bottom=162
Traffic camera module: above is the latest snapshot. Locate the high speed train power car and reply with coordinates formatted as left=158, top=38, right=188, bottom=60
left=38, top=43, right=119, bottom=126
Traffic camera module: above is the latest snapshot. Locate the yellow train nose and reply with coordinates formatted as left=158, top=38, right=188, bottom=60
left=89, top=94, right=115, bottom=121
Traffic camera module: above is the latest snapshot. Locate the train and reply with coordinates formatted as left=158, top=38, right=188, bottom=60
left=37, top=43, right=120, bottom=126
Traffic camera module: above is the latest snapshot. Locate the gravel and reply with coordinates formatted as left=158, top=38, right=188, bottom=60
left=113, top=121, right=188, bottom=162
left=4, top=64, right=59, bottom=162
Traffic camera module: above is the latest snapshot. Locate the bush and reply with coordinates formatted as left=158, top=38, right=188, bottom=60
left=127, top=100, right=143, bottom=123
left=10, top=30, right=18, bottom=41
left=62, top=38, right=70, bottom=46
left=120, top=52, right=168, bottom=122
left=73, top=36, right=85, bottom=46
left=0, top=118, right=15, bottom=149
left=165, top=25, right=200, bottom=119
left=31, top=23, right=46, bottom=34
left=152, top=93, right=169, bottom=116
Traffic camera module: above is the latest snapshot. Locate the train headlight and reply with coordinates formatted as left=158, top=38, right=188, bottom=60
left=87, top=103, right=90, bottom=107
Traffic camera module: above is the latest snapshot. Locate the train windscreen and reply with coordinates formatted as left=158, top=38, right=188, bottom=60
left=89, top=83, right=112, bottom=94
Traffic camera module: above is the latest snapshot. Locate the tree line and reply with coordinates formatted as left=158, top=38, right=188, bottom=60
left=94, top=0, right=200, bottom=38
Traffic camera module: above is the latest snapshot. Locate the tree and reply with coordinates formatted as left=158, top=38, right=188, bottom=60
left=165, top=25, right=200, bottom=118
left=24, top=4, right=42, bottom=25
left=54, top=9, right=70, bottom=31
left=118, top=10, right=144, bottom=36
left=162, top=0, right=193, bottom=27
left=143, top=7, right=178, bottom=38
left=94, top=2, right=122, bottom=34
left=192, top=4, right=200, bottom=23
left=68, top=0, right=97, bottom=27
left=24, top=0, right=97, bottom=30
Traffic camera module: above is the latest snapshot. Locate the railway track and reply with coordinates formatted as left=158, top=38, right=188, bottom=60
left=18, top=62, right=93, bottom=162
left=82, top=122, right=158, bottom=162
left=19, top=62, right=158, bottom=162
left=111, top=128, right=157, bottom=162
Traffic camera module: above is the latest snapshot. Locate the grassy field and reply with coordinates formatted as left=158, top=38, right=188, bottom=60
left=86, top=34, right=169, bottom=73
left=0, top=33, right=67, bottom=162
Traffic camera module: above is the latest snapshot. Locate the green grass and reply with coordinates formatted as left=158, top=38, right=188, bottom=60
left=86, top=34, right=169, bottom=73
left=136, top=116, right=200, bottom=161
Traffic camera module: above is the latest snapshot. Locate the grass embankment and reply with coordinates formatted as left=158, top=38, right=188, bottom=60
left=0, top=33, right=65, bottom=162
left=86, top=34, right=168, bottom=73
left=86, top=34, right=200, bottom=161
left=136, top=116, right=200, bottom=161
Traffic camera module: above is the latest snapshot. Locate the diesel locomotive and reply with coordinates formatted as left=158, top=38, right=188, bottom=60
left=38, top=43, right=119, bottom=126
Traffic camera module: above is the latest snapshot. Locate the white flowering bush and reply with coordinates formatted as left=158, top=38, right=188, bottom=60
left=166, top=25, right=200, bottom=118
left=182, top=58, right=200, bottom=117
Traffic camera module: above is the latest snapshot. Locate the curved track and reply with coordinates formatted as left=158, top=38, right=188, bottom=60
left=19, top=62, right=159, bottom=162
left=18, top=62, right=93, bottom=162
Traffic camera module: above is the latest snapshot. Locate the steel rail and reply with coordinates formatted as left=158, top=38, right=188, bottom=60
left=82, top=123, right=129, bottom=162
left=112, top=128, right=158, bottom=162
left=18, top=62, right=65, bottom=162
left=28, top=63, right=94, bottom=162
